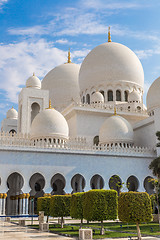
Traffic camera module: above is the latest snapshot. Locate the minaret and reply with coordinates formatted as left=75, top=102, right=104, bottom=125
left=108, top=26, right=112, bottom=42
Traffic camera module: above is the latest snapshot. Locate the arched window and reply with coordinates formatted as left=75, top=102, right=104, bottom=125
left=9, top=129, right=17, bottom=136
left=116, top=90, right=121, bottom=101
left=93, top=136, right=99, bottom=146
left=82, top=96, right=85, bottom=104
left=108, top=90, right=113, bottom=101
left=86, top=94, right=90, bottom=104
left=31, top=102, right=40, bottom=123
left=100, top=90, right=105, bottom=101
left=124, top=91, right=128, bottom=102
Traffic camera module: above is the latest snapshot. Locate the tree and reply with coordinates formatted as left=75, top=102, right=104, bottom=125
left=37, top=196, right=51, bottom=223
left=83, top=190, right=118, bottom=235
left=118, top=192, right=152, bottom=240
left=50, top=195, right=71, bottom=228
left=70, top=192, right=84, bottom=228
left=149, top=157, right=160, bottom=225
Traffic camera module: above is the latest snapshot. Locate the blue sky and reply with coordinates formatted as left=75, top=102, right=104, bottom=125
left=0, top=0, right=160, bottom=123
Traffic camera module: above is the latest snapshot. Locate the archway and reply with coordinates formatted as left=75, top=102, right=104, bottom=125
left=93, top=136, right=99, bottom=146
left=109, top=175, right=122, bottom=195
left=31, top=102, right=40, bottom=123
left=6, top=172, right=24, bottom=215
left=144, top=176, right=154, bottom=195
left=29, top=173, right=45, bottom=214
left=127, top=175, right=139, bottom=191
left=71, top=174, right=85, bottom=193
left=90, top=174, right=104, bottom=189
left=51, top=173, right=66, bottom=195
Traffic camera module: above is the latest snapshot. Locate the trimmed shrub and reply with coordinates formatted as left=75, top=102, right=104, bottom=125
left=50, top=195, right=71, bottom=228
left=70, top=192, right=84, bottom=227
left=118, top=192, right=152, bottom=240
left=83, top=190, right=118, bottom=234
left=37, top=196, right=51, bottom=222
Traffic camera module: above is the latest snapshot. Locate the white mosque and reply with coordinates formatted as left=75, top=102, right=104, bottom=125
left=0, top=29, right=159, bottom=215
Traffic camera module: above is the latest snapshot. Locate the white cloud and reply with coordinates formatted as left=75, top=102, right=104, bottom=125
left=8, top=25, right=48, bottom=36
left=135, top=47, right=160, bottom=59
left=0, top=39, right=89, bottom=103
left=55, top=39, right=76, bottom=45
left=81, top=0, right=141, bottom=10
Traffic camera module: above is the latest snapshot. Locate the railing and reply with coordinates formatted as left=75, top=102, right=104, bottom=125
left=0, top=132, right=155, bottom=156
left=72, top=102, right=148, bottom=114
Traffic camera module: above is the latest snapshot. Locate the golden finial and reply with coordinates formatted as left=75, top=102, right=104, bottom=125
left=11, top=106, right=13, bottom=109
left=68, top=48, right=71, bottom=63
left=46, top=99, right=54, bottom=109
left=108, top=26, right=111, bottom=42
left=49, top=99, right=52, bottom=109
left=33, top=72, right=35, bottom=76
left=114, top=107, right=117, bottom=115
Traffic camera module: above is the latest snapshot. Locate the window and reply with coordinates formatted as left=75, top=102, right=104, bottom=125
left=100, top=90, right=105, bottom=101
left=86, top=94, right=90, bottom=104
left=93, top=136, right=99, bottom=146
left=108, top=90, right=113, bottom=101
left=124, top=91, right=128, bottom=102
left=82, top=96, right=85, bottom=103
left=116, top=90, right=121, bottom=101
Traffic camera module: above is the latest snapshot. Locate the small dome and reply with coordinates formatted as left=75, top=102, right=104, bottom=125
left=79, top=42, right=144, bottom=95
left=128, top=90, right=141, bottom=103
left=42, top=62, right=80, bottom=110
left=26, top=73, right=41, bottom=89
left=30, top=107, right=69, bottom=140
left=6, top=107, right=18, bottom=119
left=147, top=76, right=160, bottom=112
left=91, top=92, right=104, bottom=104
left=99, top=115, right=133, bottom=145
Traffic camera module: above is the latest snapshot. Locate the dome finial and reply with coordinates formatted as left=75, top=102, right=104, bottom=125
left=68, top=48, right=71, bottom=63
left=108, top=26, right=112, bottom=42
left=114, top=106, right=117, bottom=115
left=33, top=72, right=35, bottom=76
left=46, top=99, right=54, bottom=109
left=49, top=99, right=52, bottom=109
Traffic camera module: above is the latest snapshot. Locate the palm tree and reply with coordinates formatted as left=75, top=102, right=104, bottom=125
left=149, top=157, right=160, bottom=226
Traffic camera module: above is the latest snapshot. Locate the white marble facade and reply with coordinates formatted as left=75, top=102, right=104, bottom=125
left=0, top=32, right=159, bottom=215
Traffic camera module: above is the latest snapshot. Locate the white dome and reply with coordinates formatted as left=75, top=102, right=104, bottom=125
left=79, top=42, right=144, bottom=94
left=99, top=115, right=133, bottom=145
left=91, top=92, right=104, bottom=104
left=26, top=74, right=41, bottom=89
left=128, top=90, right=141, bottom=103
left=30, top=108, right=69, bottom=140
left=147, top=76, right=160, bottom=112
left=6, top=107, right=18, bottom=119
left=42, top=63, right=80, bottom=110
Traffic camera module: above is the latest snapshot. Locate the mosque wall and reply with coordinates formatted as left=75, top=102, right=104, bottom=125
left=133, top=116, right=156, bottom=148
left=0, top=148, right=154, bottom=195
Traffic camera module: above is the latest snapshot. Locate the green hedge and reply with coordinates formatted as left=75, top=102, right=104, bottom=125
left=70, top=192, right=84, bottom=220
left=50, top=195, right=71, bottom=218
left=83, top=189, right=118, bottom=221
left=37, top=196, right=51, bottom=217
left=118, top=192, right=152, bottom=223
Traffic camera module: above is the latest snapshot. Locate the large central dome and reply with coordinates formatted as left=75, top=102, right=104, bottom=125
left=79, top=42, right=144, bottom=95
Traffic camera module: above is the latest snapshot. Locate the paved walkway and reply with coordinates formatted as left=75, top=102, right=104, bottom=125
left=0, top=221, right=75, bottom=240
left=0, top=220, right=160, bottom=240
